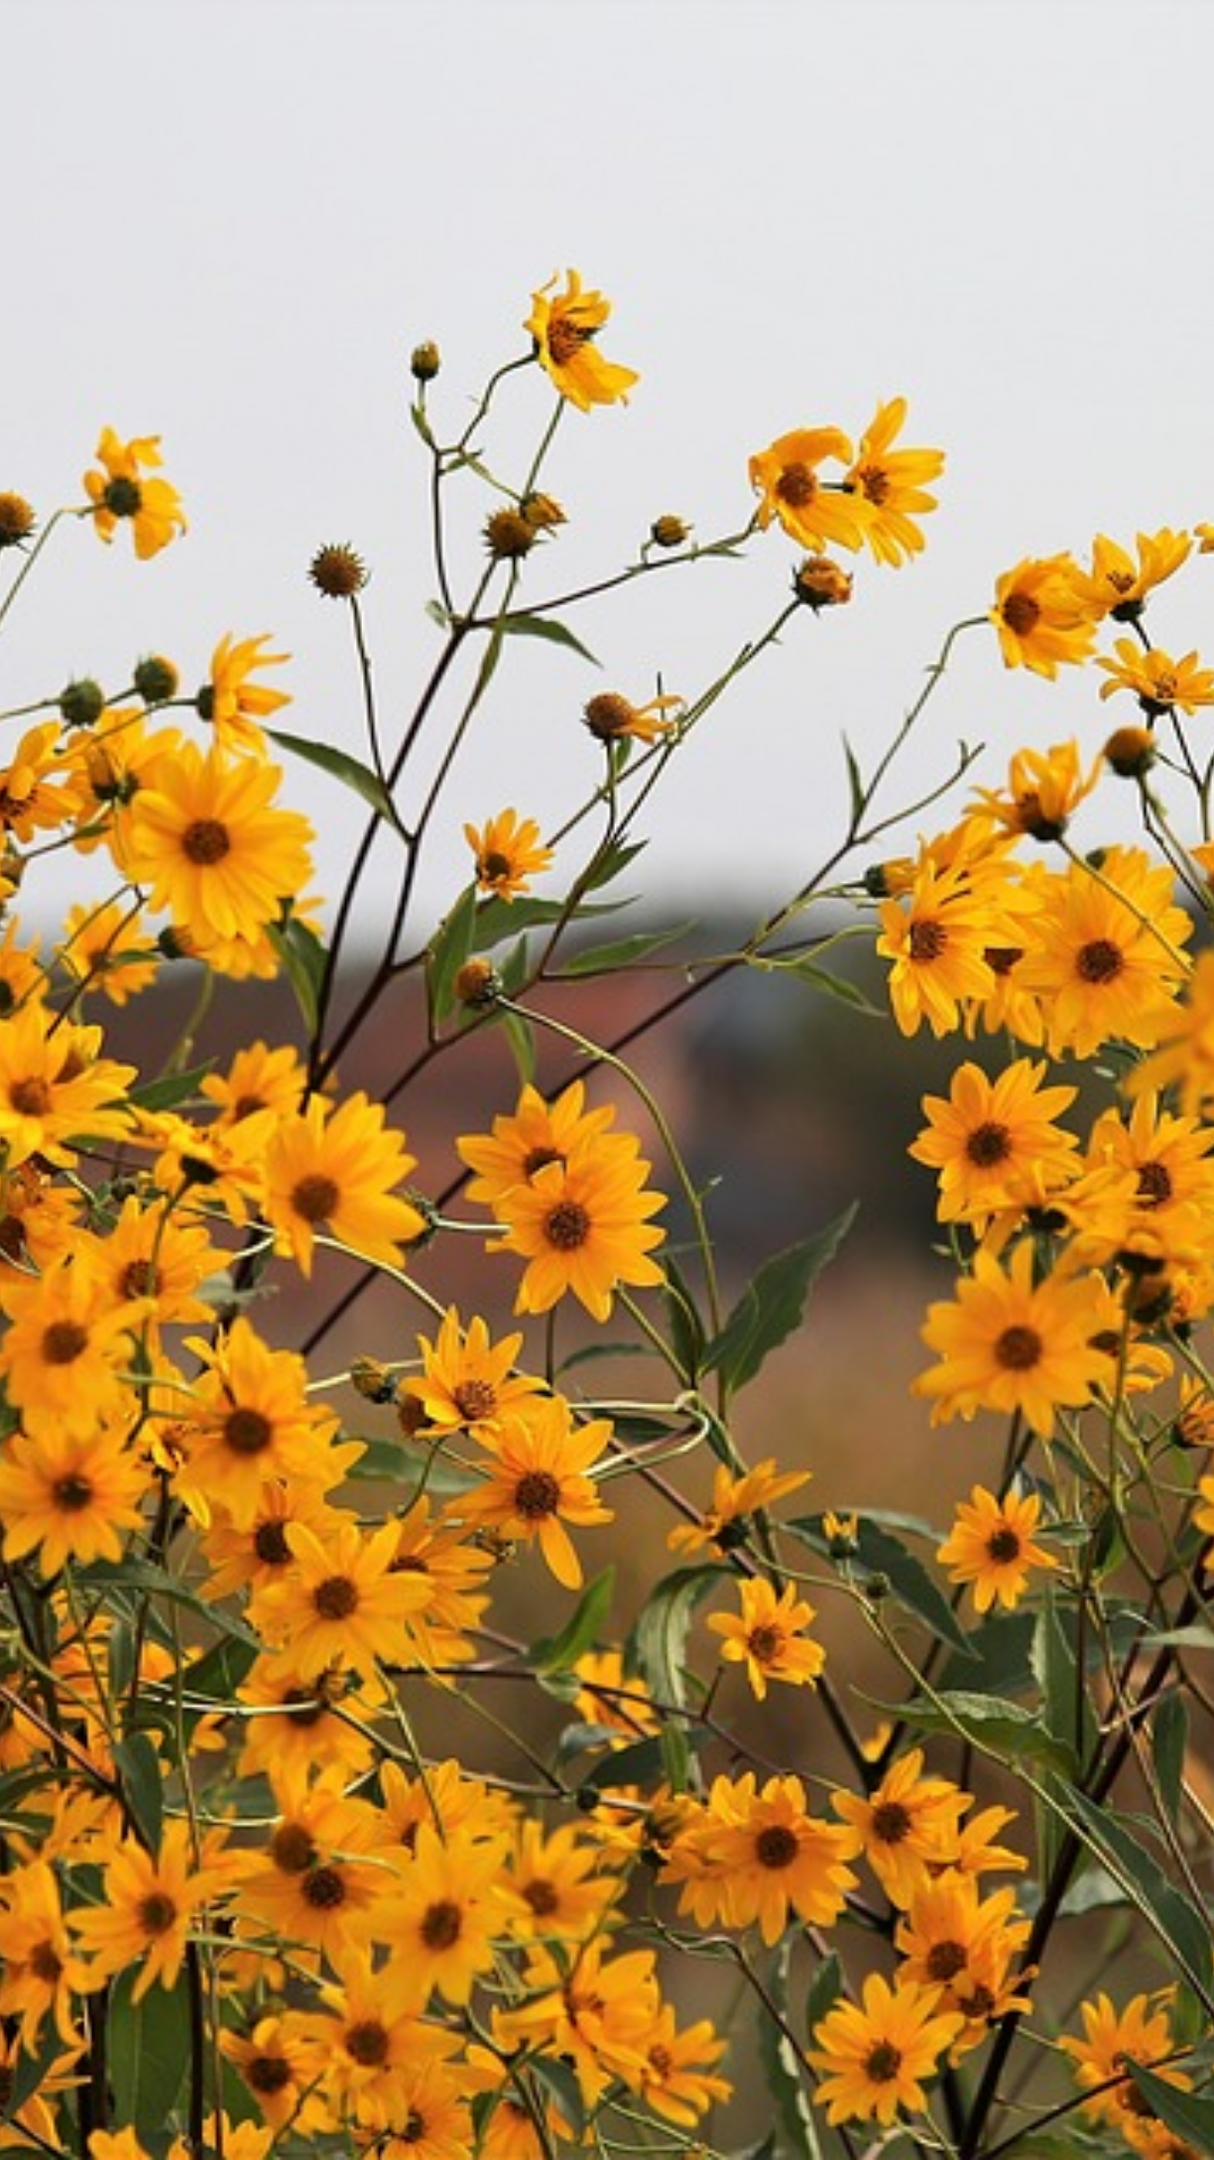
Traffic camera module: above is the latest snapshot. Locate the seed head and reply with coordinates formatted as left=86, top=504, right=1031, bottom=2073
left=309, top=543, right=368, bottom=599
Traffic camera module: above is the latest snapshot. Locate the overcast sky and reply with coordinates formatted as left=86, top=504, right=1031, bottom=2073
left=8, top=0, right=1214, bottom=939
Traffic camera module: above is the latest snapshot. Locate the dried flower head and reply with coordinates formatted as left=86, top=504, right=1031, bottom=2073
left=309, top=543, right=368, bottom=599
left=0, top=493, right=36, bottom=548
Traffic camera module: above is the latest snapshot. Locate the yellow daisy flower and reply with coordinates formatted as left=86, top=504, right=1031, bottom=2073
left=525, top=268, right=638, bottom=412
left=262, top=1090, right=425, bottom=1277
left=912, top=1241, right=1109, bottom=1436
left=0, top=1422, right=148, bottom=1575
left=749, top=426, right=871, bottom=553
left=83, top=427, right=187, bottom=558
left=832, top=1749, right=968, bottom=1909
left=454, top=1395, right=614, bottom=1590
left=582, top=689, right=684, bottom=744
left=121, top=740, right=315, bottom=945
left=936, top=1484, right=1057, bottom=1612
left=199, top=631, right=291, bottom=754
left=990, top=554, right=1096, bottom=677
left=490, top=1147, right=667, bottom=1321
left=843, top=397, right=945, bottom=566
left=807, top=1972, right=965, bottom=2126
left=255, top=1517, right=433, bottom=1681
left=414, top=1307, right=544, bottom=1437
left=1097, top=637, right=1214, bottom=718
left=1073, top=527, right=1192, bottom=622
left=71, top=1821, right=235, bottom=2000
left=707, top=1575, right=826, bottom=1699
left=463, top=808, right=553, bottom=900
left=909, top=1057, right=1079, bottom=1227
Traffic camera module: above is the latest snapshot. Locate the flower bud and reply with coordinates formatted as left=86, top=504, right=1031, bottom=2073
left=309, top=543, right=369, bottom=599
left=794, top=555, right=853, bottom=609
left=455, top=957, right=500, bottom=1006
left=484, top=508, right=536, bottom=561
left=59, top=678, right=106, bottom=728
left=395, top=1384, right=430, bottom=1439
left=0, top=492, right=36, bottom=548
left=410, top=341, right=441, bottom=382
left=350, top=1357, right=398, bottom=1405
left=133, top=654, right=179, bottom=703
left=520, top=492, right=565, bottom=532
left=650, top=514, right=691, bottom=549
left=1103, top=724, right=1156, bottom=779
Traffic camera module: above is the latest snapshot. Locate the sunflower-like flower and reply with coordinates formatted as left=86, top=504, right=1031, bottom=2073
left=525, top=269, right=639, bottom=412
left=1013, top=846, right=1190, bottom=1060
left=262, top=1091, right=426, bottom=1277
left=120, top=740, right=315, bottom=946
left=0, top=1422, right=149, bottom=1575
left=833, top=1750, right=970, bottom=1910
left=198, top=632, right=291, bottom=755
left=912, top=1242, right=1110, bottom=1436
left=59, top=900, right=159, bottom=1006
left=990, top=554, right=1097, bottom=677
left=254, top=1519, right=433, bottom=1681
left=489, top=1146, right=667, bottom=1321
left=71, top=1820, right=237, bottom=2000
left=707, top=1575, right=826, bottom=1699
left=414, top=1308, right=544, bottom=1437
left=936, top=1485, right=1057, bottom=1612
left=749, top=427, right=871, bottom=554
left=1060, top=1989, right=1192, bottom=2130
left=463, top=808, right=553, bottom=900
left=1074, top=528, right=1192, bottom=622
left=971, top=739, right=1101, bottom=842
left=843, top=397, right=944, bottom=565
left=83, top=427, right=187, bottom=558
left=807, top=1972, right=966, bottom=2126
left=668, top=1453, right=811, bottom=1557
left=909, top=1057, right=1079, bottom=1228
left=583, top=689, right=684, bottom=744
left=453, top=1394, right=614, bottom=1589
left=1096, top=638, right=1214, bottom=719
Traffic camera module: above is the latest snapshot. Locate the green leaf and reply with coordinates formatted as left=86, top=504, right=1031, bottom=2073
left=114, top=1731, right=164, bottom=1852
left=108, top=1970, right=192, bottom=2132
left=471, top=891, right=630, bottom=949
left=125, top=1060, right=216, bottom=1113
left=530, top=1569, right=615, bottom=1674
left=1063, top=1788, right=1214, bottom=2000
left=1033, top=1588, right=1095, bottom=1762
left=1123, top=2061, right=1214, bottom=2158
left=789, top=1515, right=974, bottom=1659
left=177, top=1633, right=259, bottom=1709
left=578, top=1731, right=670, bottom=1798
left=759, top=1940, right=823, bottom=2160
left=660, top=1717, right=691, bottom=1793
left=842, top=733, right=866, bottom=819
left=803, top=1950, right=843, bottom=2040
left=427, top=881, right=479, bottom=1024
left=939, top=1607, right=1036, bottom=1698
left=527, top=2054, right=587, bottom=2143
left=704, top=1208, right=858, bottom=1397
left=664, top=1254, right=708, bottom=1387
left=579, top=836, right=647, bottom=893
left=496, top=611, right=601, bottom=667
left=768, top=957, right=883, bottom=1014
left=628, top=1564, right=722, bottom=1711
left=556, top=923, right=694, bottom=977
left=891, top=1690, right=1078, bottom=1776
left=78, top=1558, right=262, bottom=1649
left=265, top=725, right=398, bottom=823
left=264, top=916, right=328, bottom=1036
left=499, top=1005, right=535, bottom=1084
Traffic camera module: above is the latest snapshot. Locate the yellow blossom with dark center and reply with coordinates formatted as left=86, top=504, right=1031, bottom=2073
left=525, top=269, right=638, bottom=412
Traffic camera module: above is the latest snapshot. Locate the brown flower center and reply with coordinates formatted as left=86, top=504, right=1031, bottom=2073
left=400, top=2110, right=426, bottom=2144
left=864, top=2040, right=903, bottom=2083
left=103, top=476, right=143, bottom=518
left=543, top=1199, right=591, bottom=1251
left=522, top=1878, right=560, bottom=1917
left=994, top=1324, right=1043, bottom=1372
left=523, top=1145, right=564, bottom=1177
left=986, top=1527, right=1022, bottom=1564
left=1001, top=592, right=1040, bottom=636
left=453, top=1378, right=497, bottom=1421
left=908, top=918, right=948, bottom=962
left=345, top=2020, right=390, bottom=2067
left=966, top=1120, right=1012, bottom=1167
left=9, top=1076, right=52, bottom=1116
left=313, top=1575, right=359, bottom=1620
left=1136, top=1160, right=1172, bottom=1206
left=514, top=1469, right=562, bottom=1521
left=1076, top=937, right=1124, bottom=985
left=985, top=945, right=1022, bottom=977
left=271, top=1823, right=319, bottom=1873
left=420, top=1898, right=462, bottom=1950
left=547, top=317, right=592, bottom=366
left=247, top=2054, right=292, bottom=2096
left=302, top=1865, right=346, bottom=1909
left=52, top=1473, right=94, bottom=1513
left=254, top=1520, right=292, bottom=1565
left=854, top=463, right=891, bottom=506
left=754, top=1824, right=799, bottom=1870
left=29, top=1939, right=63, bottom=1982
left=926, top=1939, right=967, bottom=1982
left=480, top=850, right=512, bottom=882
left=747, top=1624, right=783, bottom=1664
left=138, top=1892, right=178, bottom=1937
left=871, top=1800, right=911, bottom=1846
left=291, top=1173, right=340, bottom=1224
left=182, top=818, right=232, bottom=867
left=775, top=462, right=816, bottom=509
left=120, top=1258, right=157, bottom=1298
left=224, top=1407, right=273, bottom=1457
left=41, top=1320, right=89, bottom=1366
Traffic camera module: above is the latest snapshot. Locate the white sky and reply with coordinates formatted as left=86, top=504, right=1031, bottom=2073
left=8, top=0, right=1214, bottom=939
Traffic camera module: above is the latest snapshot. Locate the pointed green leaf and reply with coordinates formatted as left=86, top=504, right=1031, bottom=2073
left=759, top=1941, right=822, bottom=2160
left=1124, top=2061, right=1214, bottom=2158
left=664, top=1253, right=708, bottom=1387
left=891, top=1690, right=1079, bottom=1776
left=1064, top=1788, right=1214, bottom=1999
left=842, top=733, right=866, bottom=819
left=939, top=1608, right=1036, bottom=1698
left=496, top=612, right=601, bottom=666
left=556, top=923, right=694, bottom=977
left=265, top=725, right=398, bottom=823
left=770, top=958, right=883, bottom=1014
left=857, top=1519, right=976, bottom=1657
left=578, top=1732, right=669, bottom=1799
left=1153, top=1691, right=1188, bottom=1827
left=264, top=916, right=328, bottom=1035
left=628, top=1564, right=722, bottom=1710
left=579, top=836, right=647, bottom=893
left=108, top=1970, right=191, bottom=2132
left=114, top=1731, right=164, bottom=1853
left=804, top=1950, right=843, bottom=2040
left=1033, top=1589, right=1095, bottom=1762
left=126, top=1060, right=216, bottom=1113
left=530, top=1569, right=615, bottom=1675
left=704, top=1208, right=858, bottom=1396
left=427, top=881, right=479, bottom=1024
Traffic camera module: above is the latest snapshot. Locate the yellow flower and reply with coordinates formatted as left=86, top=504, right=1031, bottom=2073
left=1074, top=528, right=1192, bottom=621
left=912, top=1242, right=1109, bottom=1436
left=635, top=2006, right=732, bottom=2127
left=681, top=1772, right=859, bottom=1943
left=83, top=427, right=186, bottom=558
left=707, top=1575, right=826, bottom=1699
left=175, top=1316, right=343, bottom=1529
left=1061, top=1989, right=1190, bottom=2130
left=1013, top=847, right=1190, bottom=1060
left=239, top=1767, right=397, bottom=1959
left=0, top=721, right=86, bottom=841
left=458, top=1079, right=635, bottom=1209
left=414, top=1307, right=544, bottom=1437
left=843, top=397, right=945, bottom=565
left=59, top=900, right=159, bottom=1005
left=909, top=1057, right=1079, bottom=1228
left=493, top=1940, right=657, bottom=2106
left=0, top=1260, right=147, bottom=1440
left=1097, top=637, right=1214, bottom=717
left=489, top=1146, right=667, bottom=1321
left=936, top=1485, right=1057, bottom=1612
left=200, top=1038, right=307, bottom=1126
left=0, top=1002, right=137, bottom=1167
left=463, top=808, right=554, bottom=899
left=583, top=689, right=684, bottom=743
left=990, top=554, right=1096, bottom=677
left=669, top=1454, right=811, bottom=1557
left=833, top=1750, right=969, bottom=1910
left=971, top=739, right=1100, bottom=842
left=503, top=1819, right=621, bottom=1942
left=262, top=1090, right=425, bottom=1277
left=382, top=1823, right=515, bottom=2005
left=807, top=1972, right=966, bottom=2126
left=254, top=1518, right=433, bottom=1681
left=0, top=1423, right=148, bottom=1575
left=1128, top=949, right=1214, bottom=1115
left=454, top=1394, right=614, bottom=1590
left=199, top=632, right=291, bottom=754
left=121, top=740, right=315, bottom=945
left=0, top=1860, right=91, bottom=2047
left=749, top=427, right=871, bottom=553
left=525, top=269, right=639, bottom=411
left=71, top=1821, right=235, bottom=2000
left=876, top=859, right=999, bottom=1038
